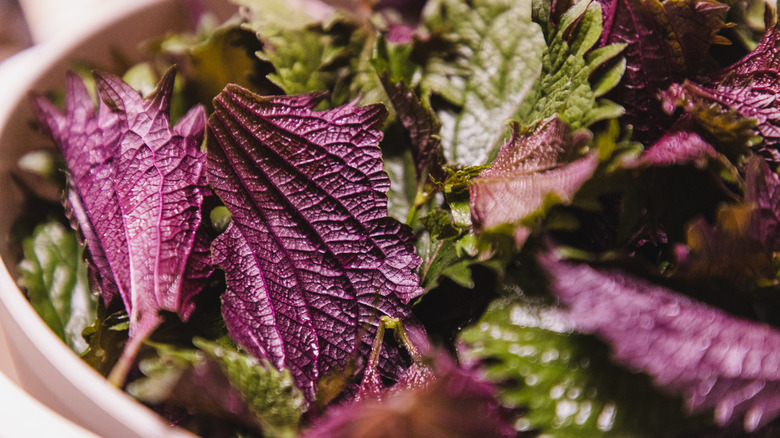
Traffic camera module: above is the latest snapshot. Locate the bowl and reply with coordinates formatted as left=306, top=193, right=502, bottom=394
left=0, top=0, right=235, bottom=436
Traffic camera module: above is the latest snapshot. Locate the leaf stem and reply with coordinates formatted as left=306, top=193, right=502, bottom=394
left=107, top=334, right=144, bottom=387
left=107, top=318, right=160, bottom=387
left=367, top=318, right=387, bottom=370
left=406, top=177, right=435, bottom=225
left=380, top=316, right=422, bottom=363
left=406, top=189, right=424, bottom=225
left=421, top=239, right=445, bottom=287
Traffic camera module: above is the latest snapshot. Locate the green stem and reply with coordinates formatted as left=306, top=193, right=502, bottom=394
left=406, top=189, right=424, bottom=225
left=367, top=317, right=387, bottom=369
left=380, top=316, right=423, bottom=363
left=406, top=177, right=435, bottom=226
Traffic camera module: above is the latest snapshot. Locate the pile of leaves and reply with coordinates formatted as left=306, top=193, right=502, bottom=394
left=17, top=0, right=780, bottom=436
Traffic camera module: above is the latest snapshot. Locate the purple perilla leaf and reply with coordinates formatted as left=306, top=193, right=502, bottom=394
left=671, top=155, right=780, bottom=290
left=32, top=69, right=210, bottom=383
left=469, top=116, right=597, bottom=246
left=205, top=85, right=425, bottom=402
left=379, top=75, right=443, bottom=183
left=661, top=26, right=780, bottom=162
left=594, top=0, right=730, bottom=144
left=305, top=352, right=515, bottom=438
left=632, top=117, right=719, bottom=168
left=672, top=204, right=776, bottom=291
left=94, top=69, right=209, bottom=333
left=745, top=154, right=780, bottom=251
left=617, top=114, right=744, bottom=253
left=540, top=249, right=780, bottom=432
left=32, top=73, right=124, bottom=306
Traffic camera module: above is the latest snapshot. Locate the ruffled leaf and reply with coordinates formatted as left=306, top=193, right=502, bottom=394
left=253, top=25, right=347, bottom=99
left=206, top=86, right=424, bottom=402
left=672, top=155, right=780, bottom=290
left=746, top=154, right=780, bottom=251
left=593, top=0, right=730, bottom=144
left=18, top=221, right=94, bottom=354
left=95, top=69, right=209, bottom=332
left=306, top=353, right=514, bottom=438
left=32, top=72, right=125, bottom=306
left=32, top=69, right=211, bottom=383
left=242, top=1, right=387, bottom=109
left=633, top=118, right=719, bottom=168
left=469, top=116, right=598, bottom=246
left=460, top=297, right=693, bottom=437
left=379, top=75, right=443, bottom=184
left=540, top=250, right=780, bottom=432
left=673, top=204, right=775, bottom=291
left=660, top=26, right=780, bottom=162
left=128, top=339, right=305, bottom=437
left=423, top=0, right=546, bottom=166
left=156, top=22, right=275, bottom=111
left=522, top=0, right=626, bottom=131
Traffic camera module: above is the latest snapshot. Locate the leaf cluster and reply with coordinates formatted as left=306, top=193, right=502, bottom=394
left=19, top=0, right=780, bottom=436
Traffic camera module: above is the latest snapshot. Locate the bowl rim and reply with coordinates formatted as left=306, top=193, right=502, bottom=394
left=0, top=366, right=100, bottom=437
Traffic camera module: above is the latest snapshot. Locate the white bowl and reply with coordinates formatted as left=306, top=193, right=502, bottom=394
left=0, top=1, right=235, bottom=436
